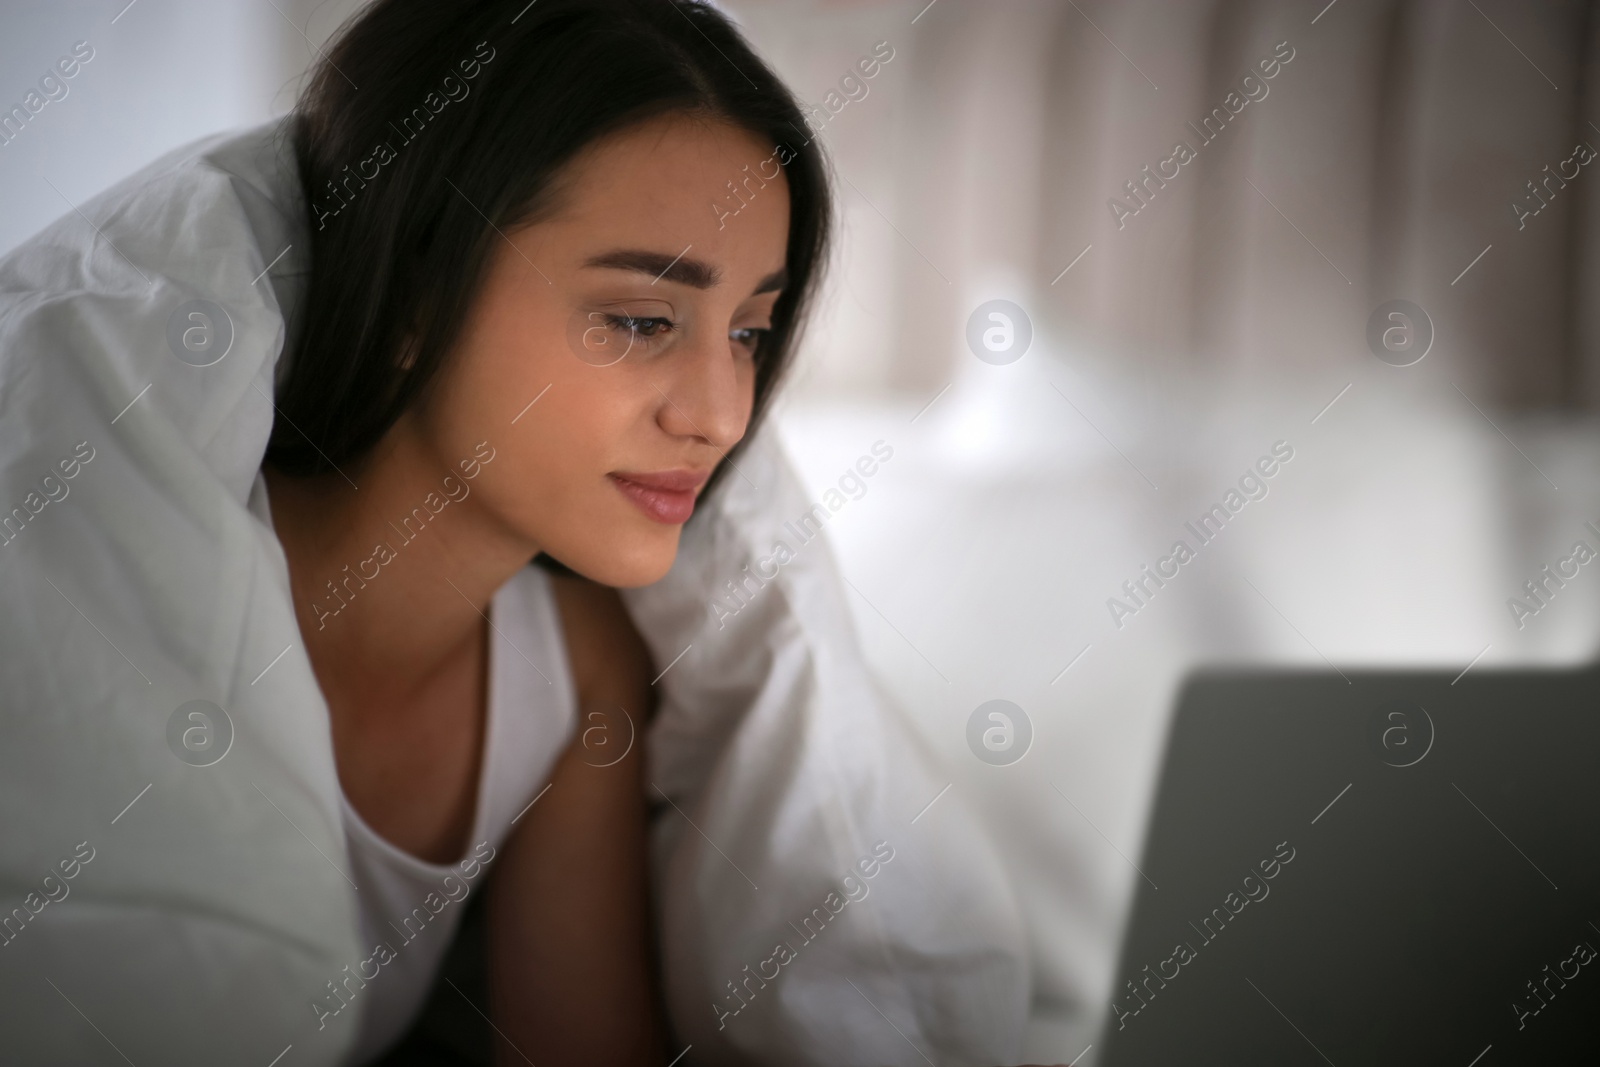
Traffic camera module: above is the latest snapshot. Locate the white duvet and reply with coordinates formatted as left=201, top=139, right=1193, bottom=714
left=0, top=118, right=1029, bottom=1065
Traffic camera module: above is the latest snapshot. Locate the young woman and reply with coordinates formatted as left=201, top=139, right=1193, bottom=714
left=260, top=0, right=829, bottom=1061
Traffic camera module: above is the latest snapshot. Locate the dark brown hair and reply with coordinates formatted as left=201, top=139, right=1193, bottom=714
left=268, top=0, right=832, bottom=520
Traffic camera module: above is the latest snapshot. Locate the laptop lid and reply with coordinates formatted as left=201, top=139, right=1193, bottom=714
left=1098, top=663, right=1600, bottom=1066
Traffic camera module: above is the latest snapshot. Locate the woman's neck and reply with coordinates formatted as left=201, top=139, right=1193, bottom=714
left=262, top=423, right=539, bottom=706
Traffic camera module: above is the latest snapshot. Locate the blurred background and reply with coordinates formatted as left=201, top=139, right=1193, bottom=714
left=7, top=0, right=1600, bottom=1061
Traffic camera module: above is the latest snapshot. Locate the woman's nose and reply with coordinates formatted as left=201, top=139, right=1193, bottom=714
left=654, top=327, right=750, bottom=449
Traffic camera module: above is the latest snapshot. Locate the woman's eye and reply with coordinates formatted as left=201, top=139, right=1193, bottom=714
left=603, top=313, right=675, bottom=340
left=730, top=326, right=770, bottom=352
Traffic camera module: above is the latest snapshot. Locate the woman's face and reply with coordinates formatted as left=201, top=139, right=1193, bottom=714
left=411, top=112, right=791, bottom=588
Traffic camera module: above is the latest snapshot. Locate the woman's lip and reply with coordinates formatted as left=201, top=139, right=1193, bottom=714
left=610, top=468, right=712, bottom=492
left=609, top=473, right=702, bottom=525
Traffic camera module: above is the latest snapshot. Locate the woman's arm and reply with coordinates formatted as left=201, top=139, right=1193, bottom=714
left=486, top=573, right=667, bottom=1066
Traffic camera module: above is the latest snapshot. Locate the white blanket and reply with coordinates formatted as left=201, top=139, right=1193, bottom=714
left=626, top=432, right=1029, bottom=1065
left=0, top=118, right=1028, bottom=1065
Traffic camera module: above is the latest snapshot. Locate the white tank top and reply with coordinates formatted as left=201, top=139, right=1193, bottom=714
left=334, top=564, right=577, bottom=1065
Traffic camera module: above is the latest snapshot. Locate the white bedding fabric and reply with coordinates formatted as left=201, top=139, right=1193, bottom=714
left=0, top=118, right=1029, bottom=1065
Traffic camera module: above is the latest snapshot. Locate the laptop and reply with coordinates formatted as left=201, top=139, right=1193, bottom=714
left=1097, top=662, right=1600, bottom=1066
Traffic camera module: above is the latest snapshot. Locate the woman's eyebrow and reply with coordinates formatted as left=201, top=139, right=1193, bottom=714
left=582, top=248, right=786, bottom=294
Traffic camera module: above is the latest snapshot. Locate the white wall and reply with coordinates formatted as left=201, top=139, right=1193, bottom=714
left=0, top=0, right=363, bottom=258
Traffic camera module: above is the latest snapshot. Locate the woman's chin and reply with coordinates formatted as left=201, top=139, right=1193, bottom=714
left=552, top=532, right=682, bottom=589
